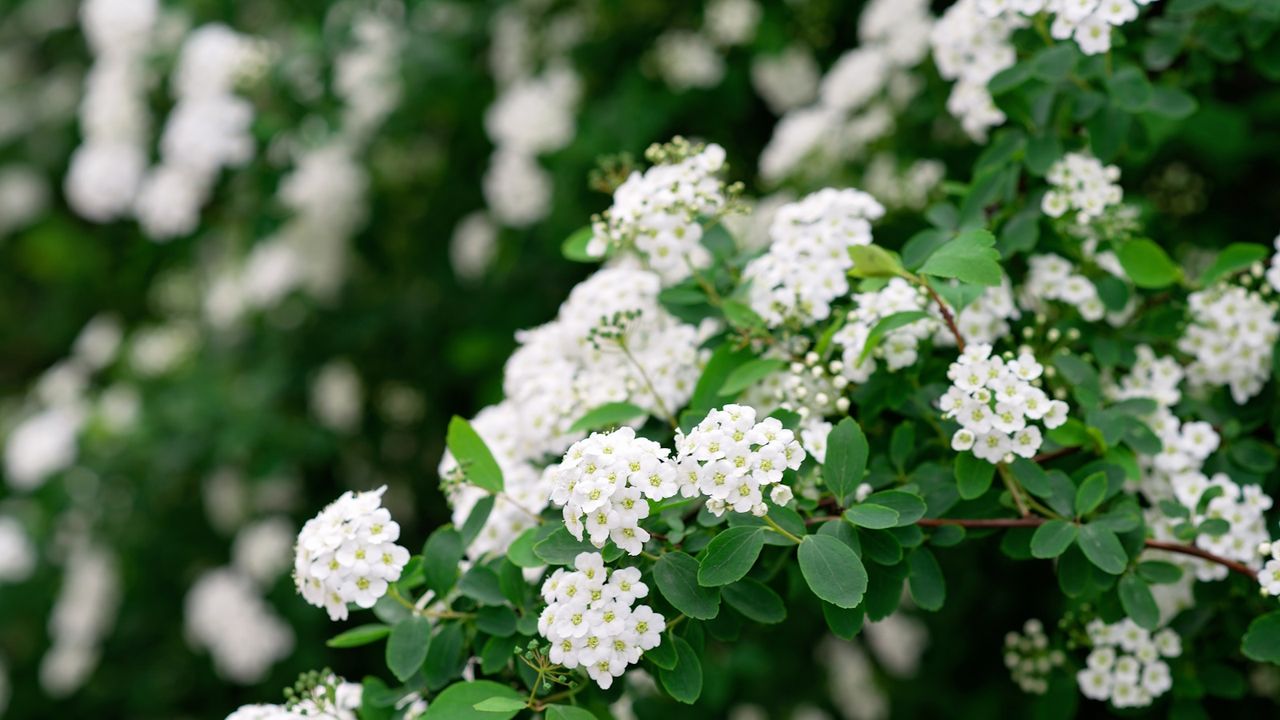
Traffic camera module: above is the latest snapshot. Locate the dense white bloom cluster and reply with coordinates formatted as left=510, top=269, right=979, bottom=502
left=1041, top=152, right=1124, bottom=224
left=1151, top=471, right=1273, bottom=580
left=1003, top=619, right=1065, bottom=694
left=293, top=486, right=410, bottom=621
left=41, top=544, right=120, bottom=697
left=548, top=428, right=672, bottom=555
left=589, top=141, right=730, bottom=283
left=834, top=278, right=934, bottom=382
left=224, top=673, right=362, bottom=720
left=64, top=0, right=157, bottom=221
left=1076, top=620, right=1179, bottom=708
left=232, top=516, right=296, bottom=585
left=1265, top=233, right=1280, bottom=293
left=979, top=0, right=1160, bottom=56
left=1020, top=254, right=1109, bottom=322
left=135, top=24, right=265, bottom=239
left=930, top=0, right=1022, bottom=140
left=1108, top=345, right=1184, bottom=409
left=759, top=0, right=933, bottom=183
left=0, top=516, right=35, bottom=583
left=483, top=66, right=580, bottom=227
left=744, top=188, right=885, bottom=327
left=1178, top=285, right=1279, bottom=404
left=945, top=280, right=1021, bottom=346
left=751, top=46, right=820, bottom=114
left=4, top=405, right=84, bottom=490
left=939, top=345, right=1068, bottom=463
left=1259, top=542, right=1280, bottom=597
left=654, top=31, right=726, bottom=90
left=704, top=0, right=762, bottom=47
left=185, top=568, right=294, bottom=683
left=740, top=353, right=846, bottom=426
left=862, top=154, right=946, bottom=212
left=674, top=404, right=806, bottom=516
left=537, top=552, right=666, bottom=689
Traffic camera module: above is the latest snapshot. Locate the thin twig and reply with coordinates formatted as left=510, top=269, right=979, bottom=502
left=923, top=282, right=965, bottom=352
left=1032, top=445, right=1080, bottom=463
left=997, top=463, right=1031, bottom=518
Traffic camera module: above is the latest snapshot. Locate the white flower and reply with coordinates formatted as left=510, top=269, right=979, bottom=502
left=293, top=486, right=409, bottom=621
left=538, top=552, right=665, bottom=689
left=940, top=347, right=1062, bottom=464
left=1178, top=284, right=1279, bottom=405
left=185, top=568, right=294, bottom=683
left=1076, top=619, right=1180, bottom=707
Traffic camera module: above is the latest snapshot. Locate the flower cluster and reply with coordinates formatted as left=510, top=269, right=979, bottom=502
left=939, top=345, right=1068, bottom=463
left=1266, top=232, right=1280, bottom=293
left=1076, top=620, right=1179, bottom=708
left=64, top=0, right=157, bottom=221
left=537, top=552, right=665, bottom=689
left=834, top=277, right=934, bottom=382
left=588, top=138, right=731, bottom=283
left=0, top=517, right=35, bottom=583
left=1178, top=284, right=1280, bottom=404
left=225, top=670, right=362, bottom=720
left=1108, top=345, right=1184, bottom=409
left=1259, top=542, right=1280, bottom=597
left=744, top=187, right=886, bottom=327
left=674, top=404, right=806, bottom=516
left=293, top=486, right=409, bottom=621
left=979, top=0, right=1160, bottom=56
left=930, top=0, right=1022, bottom=140
left=945, top=280, right=1021, bottom=346
left=1041, top=152, right=1124, bottom=224
left=1020, top=254, right=1109, bottom=322
left=548, top=427, right=673, bottom=555
left=1003, top=619, right=1065, bottom=695
left=185, top=568, right=294, bottom=684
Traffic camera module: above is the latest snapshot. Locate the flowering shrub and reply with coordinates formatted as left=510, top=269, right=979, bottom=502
left=6, top=0, right=1280, bottom=718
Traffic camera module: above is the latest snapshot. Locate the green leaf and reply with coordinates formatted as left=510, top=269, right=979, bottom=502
left=475, top=606, right=517, bottom=637
left=546, top=706, right=599, bottom=720
left=423, top=527, right=464, bottom=597
left=988, top=62, right=1033, bottom=94
left=506, top=527, right=543, bottom=568
left=907, top=548, right=946, bottom=612
left=697, top=527, right=767, bottom=586
left=459, top=496, right=494, bottom=548
left=327, top=623, right=391, bottom=648
left=848, top=245, right=911, bottom=279
left=1116, top=239, right=1182, bottom=289
left=720, top=358, right=787, bottom=396
left=1032, top=43, right=1079, bottom=81
left=918, top=229, right=1003, bottom=287
left=654, top=551, right=720, bottom=620
left=447, top=416, right=504, bottom=493
left=1198, top=242, right=1270, bottom=286
left=1147, top=86, right=1198, bottom=119
left=865, top=490, right=927, bottom=526
left=722, top=300, right=767, bottom=332
left=1136, top=560, right=1183, bottom=584
left=1199, top=517, right=1230, bottom=537
left=824, top=417, right=869, bottom=504
left=568, top=402, right=647, bottom=433
left=1242, top=611, right=1280, bottom=664
left=1024, top=135, right=1062, bottom=177
left=1118, top=573, right=1160, bottom=630
left=561, top=226, right=598, bottom=262
left=386, top=616, right=431, bottom=682
left=645, top=637, right=678, bottom=670
left=533, top=526, right=598, bottom=566
left=423, top=623, right=467, bottom=689
left=1030, top=520, right=1079, bottom=559
left=1075, top=472, right=1108, bottom=516
left=459, top=565, right=505, bottom=605
left=859, top=311, right=934, bottom=364
left=479, top=634, right=517, bottom=675
left=423, top=681, right=524, bottom=720
left=844, top=504, right=900, bottom=530
left=797, top=534, right=869, bottom=609
left=955, top=453, right=995, bottom=500
left=722, top=578, right=786, bottom=624
left=902, top=229, right=951, bottom=269
left=659, top=636, right=703, bottom=704
left=1078, top=524, right=1128, bottom=575
left=1106, top=64, right=1153, bottom=112
left=473, top=697, right=528, bottom=712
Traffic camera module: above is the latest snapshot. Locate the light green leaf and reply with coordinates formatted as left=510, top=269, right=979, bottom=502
left=447, top=416, right=504, bottom=493
left=918, top=229, right=1003, bottom=287
left=423, top=681, right=524, bottom=720
left=1075, top=472, right=1108, bottom=516
left=720, top=358, right=788, bottom=396
left=568, top=402, right=647, bottom=433
left=843, top=504, right=900, bottom=530
left=533, top=526, right=598, bottom=566
left=561, top=226, right=599, bottom=262
left=1116, top=239, right=1182, bottom=289
left=858, top=311, right=935, bottom=364
left=864, top=490, right=927, bottom=526
left=473, top=697, right=527, bottom=712
left=848, top=245, right=911, bottom=279
left=1198, top=243, right=1269, bottom=286
left=327, top=624, right=391, bottom=648
left=547, top=706, right=599, bottom=720
left=797, top=534, right=869, bottom=609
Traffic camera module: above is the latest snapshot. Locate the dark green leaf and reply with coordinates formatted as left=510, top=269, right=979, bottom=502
left=722, top=578, right=786, bottom=624
left=798, top=534, right=869, bottom=609
left=824, top=417, right=869, bottom=503
left=533, top=526, right=598, bottom=566
left=1031, top=520, right=1079, bottom=559
left=859, top=311, right=934, bottom=364
left=473, top=697, right=527, bottom=712
left=568, top=402, right=647, bottom=433
left=386, top=616, right=431, bottom=682
left=423, top=527, right=464, bottom=597
left=907, top=548, right=945, bottom=611
left=1137, top=560, right=1183, bottom=585
left=1242, top=611, right=1280, bottom=664
left=423, top=623, right=466, bottom=690
left=1119, top=573, right=1159, bottom=630
left=546, top=706, right=599, bottom=720
left=1078, top=524, right=1128, bottom=575
left=645, top=636, right=678, bottom=670
left=843, top=504, right=900, bottom=530
left=1075, top=472, right=1108, bottom=516
left=654, top=551, right=720, bottom=619
left=659, top=636, right=703, bottom=704
left=720, top=358, right=788, bottom=396
left=955, top=453, right=995, bottom=500
left=865, top=490, right=927, bottom=526
left=697, top=527, right=766, bottom=586
left=423, top=681, right=524, bottom=720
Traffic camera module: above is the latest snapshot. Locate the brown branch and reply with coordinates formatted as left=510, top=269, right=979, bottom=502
left=805, top=514, right=1258, bottom=581
left=924, top=283, right=965, bottom=352
left=1032, top=445, right=1080, bottom=463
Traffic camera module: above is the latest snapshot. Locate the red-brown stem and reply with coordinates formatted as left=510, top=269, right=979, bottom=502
left=804, top=515, right=1258, bottom=581
left=924, top=283, right=965, bottom=352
